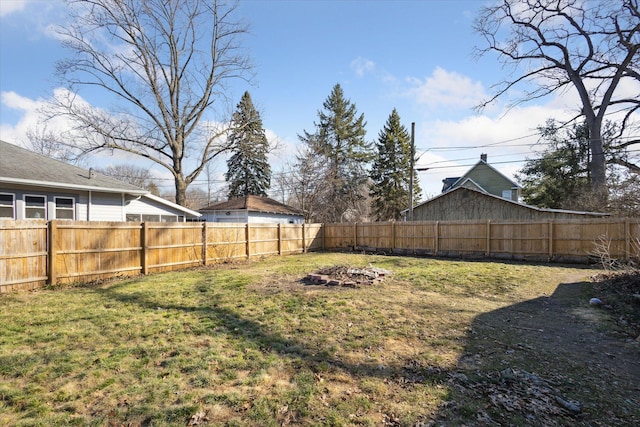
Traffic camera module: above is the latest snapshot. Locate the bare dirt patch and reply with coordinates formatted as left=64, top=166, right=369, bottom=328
left=441, top=272, right=640, bottom=426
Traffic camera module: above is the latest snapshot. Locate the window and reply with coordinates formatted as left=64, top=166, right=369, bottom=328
left=142, top=214, right=160, bottom=222
left=161, top=215, right=178, bottom=222
left=55, top=197, right=75, bottom=220
left=24, top=195, right=46, bottom=219
left=126, top=214, right=142, bottom=222
left=0, top=193, right=15, bottom=218
left=501, top=190, right=512, bottom=200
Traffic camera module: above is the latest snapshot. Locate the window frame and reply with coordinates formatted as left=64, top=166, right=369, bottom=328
left=54, top=196, right=75, bottom=220
left=24, top=194, right=47, bottom=219
left=0, top=193, right=16, bottom=219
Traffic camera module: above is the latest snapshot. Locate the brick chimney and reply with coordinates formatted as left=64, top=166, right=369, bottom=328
left=480, top=153, right=487, bottom=162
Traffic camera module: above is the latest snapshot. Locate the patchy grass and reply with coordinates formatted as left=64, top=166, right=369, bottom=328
left=0, top=253, right=638, bottom=426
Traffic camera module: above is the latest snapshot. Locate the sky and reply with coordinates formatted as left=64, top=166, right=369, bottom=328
left=0, top=0, right=587, bottom=201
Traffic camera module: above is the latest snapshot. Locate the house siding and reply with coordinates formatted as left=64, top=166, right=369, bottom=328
left=200, top=210, right=303, bottom=224
left=124, top=196, right=187, bottom=221
left=0, top=184, right=87, bottom=220
left=89, top=192, right=125, bottom=221
left=455, top=163, right=517, bottom=198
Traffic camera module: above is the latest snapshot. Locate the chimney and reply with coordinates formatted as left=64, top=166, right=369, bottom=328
left=480, top=153, right=487, bottom=162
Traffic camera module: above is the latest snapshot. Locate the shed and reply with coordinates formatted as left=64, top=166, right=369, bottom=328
left=199, top=195, right=304, bottom=224
left=407, top=187, right=609, bottom=221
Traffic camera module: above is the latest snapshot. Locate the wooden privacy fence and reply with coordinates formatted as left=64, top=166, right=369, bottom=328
left=0, top=220, right=324, bottom=292
left=2, top=218, right=639, bottom=292
left=324, top=218, right=640, bottom=262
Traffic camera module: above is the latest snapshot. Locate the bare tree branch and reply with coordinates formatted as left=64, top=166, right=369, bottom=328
left=45, top=0, right=252, bottom=205
left=474, top=0, right=640, bottom=192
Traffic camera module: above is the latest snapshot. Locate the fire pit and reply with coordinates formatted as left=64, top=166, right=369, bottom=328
left=305, top=265, right=392, bottom=288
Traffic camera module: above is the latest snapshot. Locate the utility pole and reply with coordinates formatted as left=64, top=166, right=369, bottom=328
left=409, top=122, right=415, bottom=221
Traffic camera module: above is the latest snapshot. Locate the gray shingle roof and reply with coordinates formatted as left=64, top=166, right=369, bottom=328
left=0, top=140, right=146, bottom=194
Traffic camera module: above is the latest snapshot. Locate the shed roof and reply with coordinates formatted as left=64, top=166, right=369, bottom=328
left=201, top=195, right=303, bottom=216
left=405, top=186, right=609, bottom=217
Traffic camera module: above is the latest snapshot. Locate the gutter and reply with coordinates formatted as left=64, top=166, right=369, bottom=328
left=0, top=176, right=147, bottom=196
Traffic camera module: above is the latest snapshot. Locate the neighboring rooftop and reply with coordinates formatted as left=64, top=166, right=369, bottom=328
left=0, top=140, right=146, bottom=194
left=201, top=195, right=303, bottom=216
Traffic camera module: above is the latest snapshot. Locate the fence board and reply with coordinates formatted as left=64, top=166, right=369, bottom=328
left=53, top=221, right=142, bottom=284
left=3, top=218, right=640, bottom=291
left=0, top=220, right=48, bottom=292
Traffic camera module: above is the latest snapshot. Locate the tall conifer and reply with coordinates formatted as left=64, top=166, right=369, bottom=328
left=225, top=91, right=271, bottom=198
left=370, top=109, right=421, bottom=220
left=299, top=84, right=372, bottom=222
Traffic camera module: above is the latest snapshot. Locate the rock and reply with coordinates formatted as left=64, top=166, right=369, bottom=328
left=555, top=396, right=582, bottom=414
left=589, top=297, right=602, bottom=306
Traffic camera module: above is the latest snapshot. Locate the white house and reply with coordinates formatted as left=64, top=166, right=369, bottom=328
left=199, top=195, right=304, bottom=224
left=0, top=140, right=200, bottom=222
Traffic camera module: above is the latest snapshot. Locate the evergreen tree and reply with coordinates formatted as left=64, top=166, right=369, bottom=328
left=299, top=84, right=372, bottom=222
left=225, top=91, right=271, bottom=198
left=517, top=120, right=591, bottom=209
left=370, top=109, right=421, bottom=220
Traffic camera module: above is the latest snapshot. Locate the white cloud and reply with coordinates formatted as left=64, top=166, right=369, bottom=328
left=0, top=91, right=42, bottom=143
left=0, top=0, right=28, bottom=17
left=412, top=98, right=579, bottom=198
left=405, top=67, right=487, bottom=110
left=350, top=57, right=375, bottom=78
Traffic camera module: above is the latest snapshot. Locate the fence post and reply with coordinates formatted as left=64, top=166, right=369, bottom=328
left=277, top=223, right=282, bottom=256
left=486, top=220, right=491, bottom=257
left=48, top=220, right=57, bottom=285
left=353, top=222, right=358, bottom=250
left=245, top=223, right=251, bottom=259
left=625, top=218, right=630, bottom=261
left=302, top=223, right=306, bottom=253
left=434, top=221, right=439, bottom=256
left=548, top=220, right=553, bottom=260
left=202, top=222, right=208, bottom=266
left=141, top=222, right=149, bottom=275
left=322, top=223, right=326, bottom=250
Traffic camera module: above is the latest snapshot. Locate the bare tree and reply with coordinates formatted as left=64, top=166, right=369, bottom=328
left=94, top=164, right=160, bottom=194
left=26, top=125, right=86, bottom=166
left=285, top=146, right=326, bottom=223
left=474, top=0, right=640, bottom=194
left=47, top=0, right=252, bottom=206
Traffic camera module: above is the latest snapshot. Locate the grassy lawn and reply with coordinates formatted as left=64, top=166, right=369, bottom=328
left=1, top=252, right=637, bottom=426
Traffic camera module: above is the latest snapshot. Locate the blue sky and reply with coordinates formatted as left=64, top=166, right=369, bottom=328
left=0, top=0, right=583, bottom=199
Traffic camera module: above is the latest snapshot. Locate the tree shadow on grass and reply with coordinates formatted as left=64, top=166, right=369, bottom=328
left=434, top=279, right=640, bottom=426
left=94, top=274, right=640, bottom=426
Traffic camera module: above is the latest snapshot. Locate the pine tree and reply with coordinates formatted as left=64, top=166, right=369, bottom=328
left=369, top=109, right=421, bottom=220
left=225, top=91, right=271, bottom=198
left=299, top=84, right=372, bottom=222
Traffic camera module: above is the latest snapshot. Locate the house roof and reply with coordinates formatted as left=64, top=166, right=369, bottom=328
left=0, top=140, right=146, bottom=194
left=200, top=195, right=303, bottom=216
left=0, top=140, right=200, bottom=218
left=405, top=186, right=609, bottom=217
left=445, top=158, right=521, bottom=193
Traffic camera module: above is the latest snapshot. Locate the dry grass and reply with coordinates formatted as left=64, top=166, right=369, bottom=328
left=0, top=252, right=637, bottom=426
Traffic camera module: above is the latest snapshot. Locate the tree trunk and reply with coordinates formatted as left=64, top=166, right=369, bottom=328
left=588, top=121, right=607, bottom=193
left=175, top=177, right=188, bottom=207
